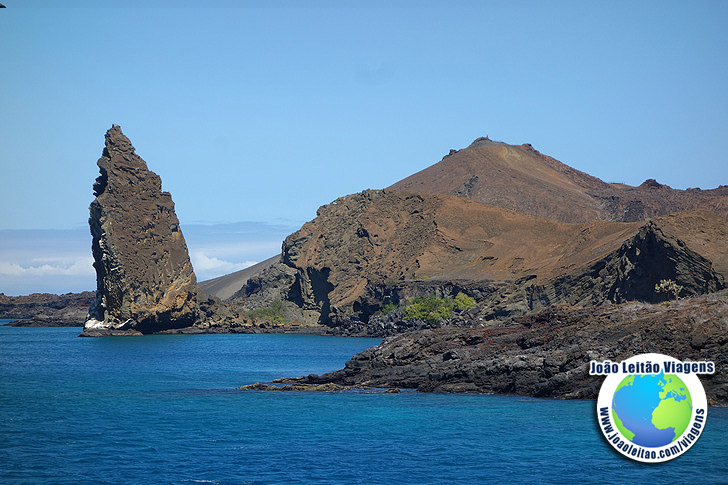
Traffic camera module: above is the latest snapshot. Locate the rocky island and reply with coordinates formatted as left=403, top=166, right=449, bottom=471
left=236, top=137, right=728, bottom=401
left=222, top=138, right=727, bottom=340
left=7, top=125, right=728, bottom=403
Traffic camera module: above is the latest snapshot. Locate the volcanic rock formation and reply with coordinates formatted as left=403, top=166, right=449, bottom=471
left=83, top=125, right=203, bottom=335
left=235, top=189, right=726, bottom=332
left=265, top=138, right=728, bottom=397
left=390, top=138, right=728, bottom=223
left=279, top=292, right=728, bottom=403
left=0, top=291, right=95, bottom=327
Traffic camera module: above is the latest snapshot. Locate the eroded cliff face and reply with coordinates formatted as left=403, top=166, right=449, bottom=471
left=520, top=219, right=725, bottom=310
left=280, top=190, right=439, bottom=325
left=236, top=190, right=726, bottom=333
left=83, top=125, right=202, bottom=335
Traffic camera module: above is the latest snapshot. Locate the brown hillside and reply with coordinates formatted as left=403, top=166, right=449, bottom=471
left=389, top=138, right=728, bottom=223
left=654, top=209, right=728, bottom=279
left=283, top=190, right=641, bottom=301
left=258, top=189, right=723, bottom=327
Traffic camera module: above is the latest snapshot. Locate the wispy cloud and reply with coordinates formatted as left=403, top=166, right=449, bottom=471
left=0, top=221, right=297, bottom=296
left=190, top=251, right=258, bottom=280
left=0, top=256, right=94, bottom=276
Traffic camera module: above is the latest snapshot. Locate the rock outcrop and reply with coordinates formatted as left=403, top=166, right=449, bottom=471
left=83, top=125, right=203, bottom=335
left=518, top=215, right=725, bottom=310
left=234, top=189, right=726, bottom=333
left=280, top=292, right=728, bottom=403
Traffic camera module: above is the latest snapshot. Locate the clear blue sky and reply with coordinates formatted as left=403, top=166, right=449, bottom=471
left=1, top=1, right=727, bottom=294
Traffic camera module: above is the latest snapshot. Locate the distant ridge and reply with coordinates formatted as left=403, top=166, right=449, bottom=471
left=389, top=137, right=728, bottom=223
left=198, top=255, right=280, bottom=299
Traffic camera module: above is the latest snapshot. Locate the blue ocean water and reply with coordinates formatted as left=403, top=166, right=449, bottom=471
left=1, top=323, right=727, bottom=484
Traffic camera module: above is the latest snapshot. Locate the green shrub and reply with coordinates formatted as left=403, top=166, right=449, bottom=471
left=655, top=279, right=683, bottom=300
left=404, top=295, right=454, bottom=324
left=251, top=299, right=286, bottom=324
left=376, top=301, right=398, bottom=315
left=401, top=293, right=478, bottom=324
left=453, top=292, right=477, bottom=311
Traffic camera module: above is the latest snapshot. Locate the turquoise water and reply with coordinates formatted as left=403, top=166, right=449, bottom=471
left=1, top=323, right=727, bottom=484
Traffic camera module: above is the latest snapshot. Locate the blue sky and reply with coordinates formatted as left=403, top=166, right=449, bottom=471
left=1, top=2, right=727, bottom=295
left=0, top=222, right=296, bottom=295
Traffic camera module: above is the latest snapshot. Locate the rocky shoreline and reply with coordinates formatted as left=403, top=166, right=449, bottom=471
left=0, top=292, right=95, bottom=327
left=275, top=292, right=728, bottom=404
left=238, top=382, right=400, bottom=393
left=78, top=322, right=330, bottom=337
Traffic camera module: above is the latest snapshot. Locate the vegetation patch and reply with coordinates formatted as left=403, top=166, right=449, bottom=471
left=250, top=300, right=286, bottom=324
left=454, top=292, right=477, bottom=311
left=402, top=292, right=476, bottom=324
left=655, top=279, right=683, bottom=300
left=404, top=295, right=452, bottom=324
left=376, top=301, right=399, bottom=316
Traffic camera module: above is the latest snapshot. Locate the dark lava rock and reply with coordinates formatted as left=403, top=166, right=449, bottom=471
left=519, top=219, right=725, bottom=310
left=0, top=291, right=95, bottom=326
left=83, top=125, right=203, bottom=335
left=236, top=382, right=396, bottom=392
left=280, top=292, right=728, bottom=403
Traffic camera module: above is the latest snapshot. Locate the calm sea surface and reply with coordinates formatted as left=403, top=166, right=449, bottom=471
left=1, top=322, right=726, bottom=484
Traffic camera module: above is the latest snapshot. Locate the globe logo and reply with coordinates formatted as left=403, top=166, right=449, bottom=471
left=612, top=372, right=692, bottom=448
left=591, top=353, right=712, bottom=463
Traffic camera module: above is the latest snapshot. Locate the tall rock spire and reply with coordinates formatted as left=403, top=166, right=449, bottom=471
left=83, top=125, right=202, bottom=335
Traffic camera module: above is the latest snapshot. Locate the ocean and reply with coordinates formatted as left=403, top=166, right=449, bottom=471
left=1, top=322, right=726, bottom=484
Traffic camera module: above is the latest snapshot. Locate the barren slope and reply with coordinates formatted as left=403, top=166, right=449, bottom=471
left=242, top=189, right=724, bottom=328
left=655, top=209, right=728, bottom=279
left=198, top=255, right=280, bottom=299
left=389, top=138, right=728, bottom=223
